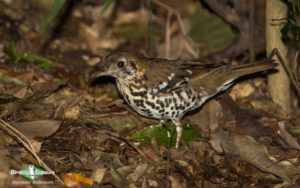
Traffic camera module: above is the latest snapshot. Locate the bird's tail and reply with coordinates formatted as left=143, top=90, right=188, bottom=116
left=190, top=58, right=277, bottom=94
left=225, top=59, right=277, bottom=78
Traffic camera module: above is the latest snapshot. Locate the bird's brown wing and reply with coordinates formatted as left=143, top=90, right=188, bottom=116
left=141, top=57, right=216, bottom=92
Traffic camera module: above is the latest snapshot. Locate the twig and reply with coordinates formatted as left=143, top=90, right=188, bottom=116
left=105, top=132, right=150, bottom=162
left=269, top=48, right=300, bottom=98
left=0, top=119, right=64, bottom=184
left=182, top=37, right=199, bottom=58
left=249, top=0, right=255, bottom=61
left=165, top=11, right=172, bottom=58
left=151, top=0, right=198, bottom=58
left=175, top=12, right=186, bottom=35
left=146, top=0, right=155, bottom=56
left=151, top=0, right=186, bottom=35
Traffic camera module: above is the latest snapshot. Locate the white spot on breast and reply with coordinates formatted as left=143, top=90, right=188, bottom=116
left=186, top=70, right=192, bottom=74
left=180, top=90, right=189, bottom=100
left=184, top=77, right=189, bottom=81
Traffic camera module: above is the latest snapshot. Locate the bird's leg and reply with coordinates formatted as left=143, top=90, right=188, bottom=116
left=158, top=119, right=172, bottom=148
left=172, top=120, right=182, bottom=149
left=159, top=119, right=172, bottom=147
left=159, top=119, right=165, bottom=127
left=158, top=119, right=170, bottom=137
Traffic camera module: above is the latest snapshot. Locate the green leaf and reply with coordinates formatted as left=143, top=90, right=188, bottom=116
left=189, top=3, right=236, bottom=57
left=131, top=122, right=199, bottom=147
left=115, top=123, right=135, bottom=130
left=39, top=0, right=66, bottom=32
left=289, top=127, right=300, bottom=135
left=98, top=0, right=114, bottom=18
left=4, top=43, right=55, bottom=69
left=0, top=93, right=19, bottom=104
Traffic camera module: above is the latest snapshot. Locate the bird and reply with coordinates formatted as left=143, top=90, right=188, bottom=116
left=90, top=52, right=276, bottom=148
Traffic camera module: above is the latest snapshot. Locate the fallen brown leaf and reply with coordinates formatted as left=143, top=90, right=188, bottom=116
left=13, top=120, right=61, bottom=138
left=210, top=128, right=293, bottom=182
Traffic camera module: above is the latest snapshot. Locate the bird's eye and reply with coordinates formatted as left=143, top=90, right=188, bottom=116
left=117, top=61, right=125, bottom=68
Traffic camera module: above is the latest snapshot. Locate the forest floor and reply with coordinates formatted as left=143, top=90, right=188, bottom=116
left=0, top=1, right=299, bottom=187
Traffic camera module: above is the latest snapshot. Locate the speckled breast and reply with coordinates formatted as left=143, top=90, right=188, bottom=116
left=116, top=81, right=202, bottom=120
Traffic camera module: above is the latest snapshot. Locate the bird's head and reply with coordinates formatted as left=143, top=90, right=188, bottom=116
left=90, top=52, right=140, bottom=83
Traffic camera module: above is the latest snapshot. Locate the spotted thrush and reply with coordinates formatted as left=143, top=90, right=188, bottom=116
left=91, top=52, right=276, bottom=148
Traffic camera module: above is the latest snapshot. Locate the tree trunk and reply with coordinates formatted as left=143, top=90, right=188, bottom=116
left=266, top=0, right=291, bottom=113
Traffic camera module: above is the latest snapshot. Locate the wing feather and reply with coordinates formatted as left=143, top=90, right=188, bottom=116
left=142, top=58, right=216, bottom=91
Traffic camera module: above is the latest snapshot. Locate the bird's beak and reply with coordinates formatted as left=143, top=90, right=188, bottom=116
left=90, top=71, right=105, bottom=80
left=89, top=66, right=110, bottom=82
left=89, top=66, right=117, bottom=84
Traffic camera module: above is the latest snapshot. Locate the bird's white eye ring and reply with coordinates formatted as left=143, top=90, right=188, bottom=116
left=117, top=61, right=125, bottom=68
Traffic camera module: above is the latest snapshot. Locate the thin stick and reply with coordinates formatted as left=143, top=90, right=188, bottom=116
left=165, top=11, right=172, bottom=58
left=151, top=0, right=186, bottom=35
left=270, top=49, right=300, bottom=98
left=249, top=0, right=255, bottom=61
left=146, top=0, right=155, bottom=56
left=151, top=0, right=198, bottom=58
left=0, top=119, right=63, bottom=184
